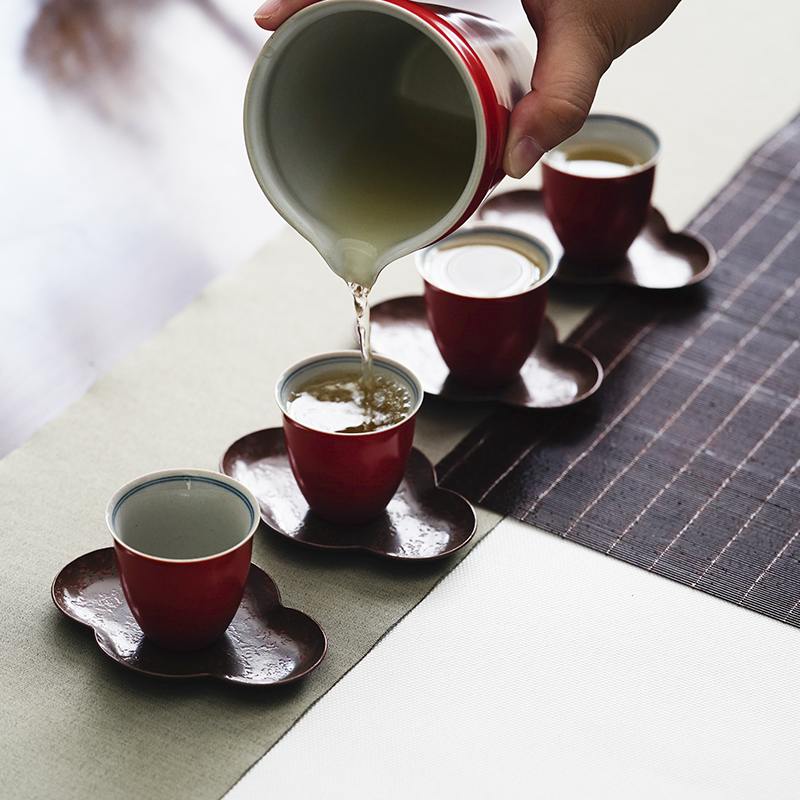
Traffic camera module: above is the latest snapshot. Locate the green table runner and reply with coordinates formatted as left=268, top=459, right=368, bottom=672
left=0, top=231, right=499, bottom=800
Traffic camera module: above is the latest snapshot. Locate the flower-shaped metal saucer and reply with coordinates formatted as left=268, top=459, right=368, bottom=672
left=221, top=428, right=476, bottom=561
left=476, top=189, right=716, bottom=288
left=52, top=548, right=327, bottom=685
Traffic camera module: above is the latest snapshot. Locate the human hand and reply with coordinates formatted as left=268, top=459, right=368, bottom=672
left=505, top=0, right=680, bottom=176
left=253, top=0, right=680, bottom=178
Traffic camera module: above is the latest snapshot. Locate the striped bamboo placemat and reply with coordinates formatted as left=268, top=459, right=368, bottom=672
left=438, top=111, right=800, bottom=626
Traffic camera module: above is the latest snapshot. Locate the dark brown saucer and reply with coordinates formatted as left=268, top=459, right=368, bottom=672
left=221, top=429, right=476, bottom=560
left=52, top=548, right=327, bottom=685
left=475, top=189, right=716, bottom=288
left=370, top=296, right=602, bottom=408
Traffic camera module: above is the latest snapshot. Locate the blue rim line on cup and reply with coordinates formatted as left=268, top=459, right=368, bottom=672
left=106, top=469, right=260, bottom=562
left=275, top=351, right=424, bottom=435
left=542, top=113, right=661, bottom=176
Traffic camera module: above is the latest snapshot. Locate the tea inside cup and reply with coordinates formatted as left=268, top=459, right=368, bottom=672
left=544, top=117, right=659, bottom=177
left=541, top=114, right=660, bottom=266
left=276, top=351, right=423, bottom=525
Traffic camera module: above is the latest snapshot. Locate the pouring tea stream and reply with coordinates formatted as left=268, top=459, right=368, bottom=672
left=244, top=0, right=532, bottom=409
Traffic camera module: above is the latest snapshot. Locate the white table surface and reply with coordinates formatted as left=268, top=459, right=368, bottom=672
left=5, top=1, right=800, bottom=798
left=225, top=1, right=800, bottom=798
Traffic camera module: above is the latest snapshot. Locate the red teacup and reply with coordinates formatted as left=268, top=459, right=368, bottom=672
left=417, top=227, right=555, bottom=388
left=276, top=352, right=423, bottom=525
left=244, top=0, right=533, bottom=286
left=541, top=114, right=660, bottom=266
left=107, top=469, right=260, bottom=651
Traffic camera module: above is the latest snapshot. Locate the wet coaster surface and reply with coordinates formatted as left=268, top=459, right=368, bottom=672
left=370, top=298, right=602, bottom=408
left=438, top=112, right=800, bottom=628
left=221, top=429, right=477, bottom=561
left=476, top=189, right=716, bottom=288
left=52, top=549, right=327, bottom=685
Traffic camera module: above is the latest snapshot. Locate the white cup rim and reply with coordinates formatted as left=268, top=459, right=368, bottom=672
left=541, top=113, right=661, bottom=177
left=106, top=469, right=260, bottom=563
left=275, top=350, right=424, bottom=436
left=416, top=225, right=556, bottom=299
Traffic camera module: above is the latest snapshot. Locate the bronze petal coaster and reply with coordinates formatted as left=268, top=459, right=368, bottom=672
left=52, top=548, right=327, bottom=685
left=475, top=188, right=716, bottom=288
left=370, top=296, right=602, bottom=408
left=221, top=429, right=476, bottom=560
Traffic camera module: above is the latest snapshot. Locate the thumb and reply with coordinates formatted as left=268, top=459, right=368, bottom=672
left=504, top=19, right=612, bottom=178
left=254, top=0, right=320, bottom=30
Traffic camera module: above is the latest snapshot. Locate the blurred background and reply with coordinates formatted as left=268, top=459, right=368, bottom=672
left=0, top=0, right=525, bottom=457
left=2, top=0, right=799, bottom=457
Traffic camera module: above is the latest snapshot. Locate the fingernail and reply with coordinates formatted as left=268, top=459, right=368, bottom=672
left=254, top=0, right=280, bottom=22
left=507, top=136, right=545, bottom=179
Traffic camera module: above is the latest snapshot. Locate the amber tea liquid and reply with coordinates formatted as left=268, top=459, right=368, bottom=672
left=286, top=368, right=413, bottom=434
left=547, top=142, right=644, bottom=178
